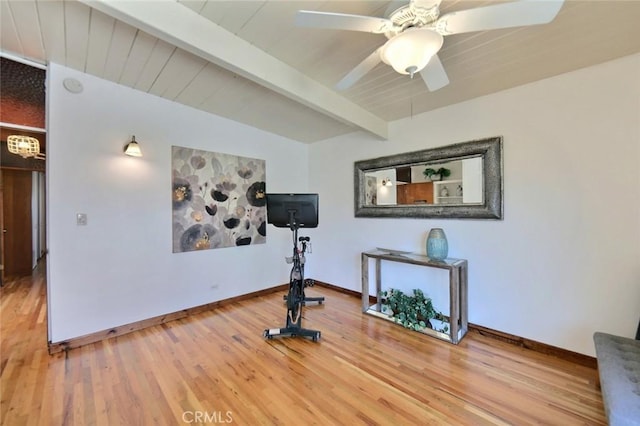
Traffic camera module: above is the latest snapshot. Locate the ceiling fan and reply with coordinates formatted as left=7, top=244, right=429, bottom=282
left=295, top=0, right=565, bottom=91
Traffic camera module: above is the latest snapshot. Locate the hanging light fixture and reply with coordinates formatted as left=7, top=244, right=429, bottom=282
left=380, top=28, right=444, bottom=78
left=7, top=135, right=40, bottom=158
left=124, top=135, right=142, bottom=157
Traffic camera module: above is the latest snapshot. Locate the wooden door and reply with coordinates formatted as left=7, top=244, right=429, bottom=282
left=399, top=182, right=434, bottom=204
left=396, top=184, right=408, bottom=204
left=0, top=174, right=3, bottom=284
left=1, top=169, right=32, bottom=277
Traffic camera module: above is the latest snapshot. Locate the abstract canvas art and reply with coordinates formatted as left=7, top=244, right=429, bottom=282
left=365, top=176, right=377, bottom=205
left=172, top=146, right=266, bottom=252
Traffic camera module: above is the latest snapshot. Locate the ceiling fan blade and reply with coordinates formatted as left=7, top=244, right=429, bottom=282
left=436, top=0, right=564, bottom=35
left=295, top=10, right=394, bottom=34
left=336, top=49, right=382, bottom=91
left=420, top=54, right=449, bottom=91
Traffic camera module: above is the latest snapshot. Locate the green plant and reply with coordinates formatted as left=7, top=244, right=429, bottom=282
left=380, top=288, right=448, bottom=333
left=436, top=167, right=451, bottom=178
left=422, top=168, right=437, bottom=179
left=423, top=167, right=451, bottom=181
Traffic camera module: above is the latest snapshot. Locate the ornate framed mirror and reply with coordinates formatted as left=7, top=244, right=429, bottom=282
left=354, top=136, right=503, bottom=219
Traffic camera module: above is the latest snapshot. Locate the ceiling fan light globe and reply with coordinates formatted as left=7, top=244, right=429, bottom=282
left=380, top=28, right=443, bottom=75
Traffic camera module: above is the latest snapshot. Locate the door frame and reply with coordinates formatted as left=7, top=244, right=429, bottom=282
left=0, top=127, right=47, bottom=281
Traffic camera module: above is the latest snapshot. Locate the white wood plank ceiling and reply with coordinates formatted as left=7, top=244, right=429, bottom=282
left=1, top=0, right=639, bottom=143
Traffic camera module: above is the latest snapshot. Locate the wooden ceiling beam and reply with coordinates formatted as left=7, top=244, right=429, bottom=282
left=78, top=0, right=388, bottom=140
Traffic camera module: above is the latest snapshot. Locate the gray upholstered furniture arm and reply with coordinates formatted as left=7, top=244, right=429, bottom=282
left=593, top=332, right=640, bottom=426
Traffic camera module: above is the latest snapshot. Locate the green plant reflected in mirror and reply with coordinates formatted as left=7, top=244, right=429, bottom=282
left=354, top=136, right=503, bottom=219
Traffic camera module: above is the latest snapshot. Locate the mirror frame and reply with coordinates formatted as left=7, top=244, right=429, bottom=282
left=354, top=136, right=503, bottom=219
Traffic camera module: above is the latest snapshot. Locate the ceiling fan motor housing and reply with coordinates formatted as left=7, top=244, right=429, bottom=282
left=384, top=2, right=441, bottom=38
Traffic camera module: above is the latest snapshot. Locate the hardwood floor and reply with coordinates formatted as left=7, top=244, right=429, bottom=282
left=1, top=264, right=606, bottom=425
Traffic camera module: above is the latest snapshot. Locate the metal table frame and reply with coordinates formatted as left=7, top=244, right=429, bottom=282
left=361, top=249, right=468, bottom=344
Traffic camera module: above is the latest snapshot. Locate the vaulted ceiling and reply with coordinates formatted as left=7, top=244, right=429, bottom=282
left=1, top=0, right=639, bottom=143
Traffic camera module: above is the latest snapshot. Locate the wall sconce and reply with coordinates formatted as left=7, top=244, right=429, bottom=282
left=124, top=135, right=142, bottom=157
left=381, top=178, right=393, bottom=187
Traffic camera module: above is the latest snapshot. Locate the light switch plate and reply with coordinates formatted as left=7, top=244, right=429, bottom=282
left=76, top=213, right=87, bottom=226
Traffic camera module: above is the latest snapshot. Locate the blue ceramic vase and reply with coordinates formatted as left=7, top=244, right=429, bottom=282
left=427, top=228, right=448, bottom=260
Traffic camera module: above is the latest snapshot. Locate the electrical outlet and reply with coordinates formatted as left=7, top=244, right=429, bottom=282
left=76, top=213, right=88, bottom=226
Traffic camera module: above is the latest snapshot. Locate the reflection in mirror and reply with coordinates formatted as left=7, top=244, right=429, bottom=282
left=354, top=136, right=503, bottom=220
left=364, top=156, right=484, bottom=207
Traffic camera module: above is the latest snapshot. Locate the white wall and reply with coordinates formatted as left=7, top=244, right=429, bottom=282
left=308, top=54, right=640, bottom=356
left=46, top=63, right=309, bottom=342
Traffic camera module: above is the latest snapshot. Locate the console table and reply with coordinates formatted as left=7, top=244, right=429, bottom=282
left=361, top=249, right=468, bottom=344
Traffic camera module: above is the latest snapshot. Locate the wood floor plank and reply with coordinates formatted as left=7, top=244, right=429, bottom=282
left=1, top=263, right=606, bottom=425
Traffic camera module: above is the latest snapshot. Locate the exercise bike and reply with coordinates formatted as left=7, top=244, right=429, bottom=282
left=283, top=236, right=324, bottom=306
left=263, top=193, right=322, bottom=342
